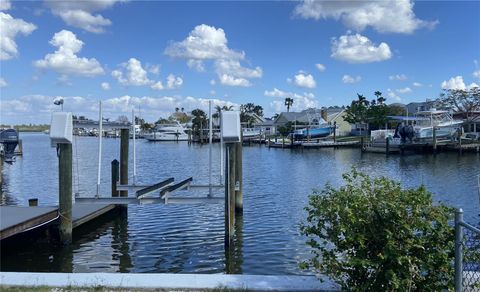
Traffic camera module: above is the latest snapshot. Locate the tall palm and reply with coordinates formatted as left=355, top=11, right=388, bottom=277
left=285, top=97, right=294, bottom=112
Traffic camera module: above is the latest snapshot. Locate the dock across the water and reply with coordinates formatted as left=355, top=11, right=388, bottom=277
left=0, top=204, right=116, bottom=241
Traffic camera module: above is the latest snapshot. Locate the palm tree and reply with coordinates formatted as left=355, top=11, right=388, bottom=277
left=285, top=97, right=294, bottom=112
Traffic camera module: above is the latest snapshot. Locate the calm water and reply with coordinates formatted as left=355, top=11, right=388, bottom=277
left=1, top=133, right=479, bottom=274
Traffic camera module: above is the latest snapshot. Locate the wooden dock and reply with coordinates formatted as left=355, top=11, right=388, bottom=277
left=302, top=141, right=360, bottom=148
left=0, top=204, right=116, bottom=240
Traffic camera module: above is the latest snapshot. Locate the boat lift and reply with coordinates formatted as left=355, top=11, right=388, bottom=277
left=73, top=101, right=231, bottom=205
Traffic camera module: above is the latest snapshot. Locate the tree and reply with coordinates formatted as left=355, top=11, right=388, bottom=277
left=285, top=97, right=294, bottom=112
left=437, top=87, right=480, bottom=121
left=212, top=105, right=234, bottom=119
left=191, top=108, right=207, bottom=134
left=116, top=115, right=129, bottom=123
left=301, top=169, right=455, bottom=291
left=387, top=104, right=407, bottom=116
left=344, top=94, right=370, bottom=124
left=240, top=103, right=263, bottom=127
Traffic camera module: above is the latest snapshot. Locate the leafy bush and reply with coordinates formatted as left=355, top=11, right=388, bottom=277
left=300, top=169, right=455, bottom=291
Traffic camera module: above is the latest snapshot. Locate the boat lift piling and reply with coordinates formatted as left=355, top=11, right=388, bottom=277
left=120, top=128, right=129, bottom=198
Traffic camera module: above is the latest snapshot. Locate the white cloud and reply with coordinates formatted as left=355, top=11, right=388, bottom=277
left=473, top=70, right=480, bottom=80
left=331, top=33, right=392, bottom=63
left=441, top=76, right=478, bottom=90
left=0, top=0, right=11, bottom=11
left=294, top=0, right=438, bottom=34
left=112, top=58, right=151, bottom=86
left=264, top=88, right=319, bottom=113
left=342, top=74, right=361, bottom=84
left=101, top=82, right=110, bottom=90
left=165, top=24, right=262, bottom=87
left=290, top=72, right=316, bottom=88
left=413, top=82, right=423, bottom=87
left=389, top=74, right=407, bottom=81
left=45, top=0, right=125, bottom=33
left=386, top=89, right=402, bottom=102
left=315, top=63, right=326, bottom=72
left=34, top=30, right=104, bottom=77
left=219, top=74, right=251, bottom=87
left=396, top=87, right=412, bottom=94
left=147, top=64, right=160, bottom=75
left=210, top=79, right=216, bottom=86
left=0, top=12, right=37, bottom=60
left=166, top=74, right=183, bottom=89
left=151, top=81, right=164, bottom=90
left=0, top=77, right=7, bottom=87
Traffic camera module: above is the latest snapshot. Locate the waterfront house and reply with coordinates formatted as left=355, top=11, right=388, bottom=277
left=254, top=118, right=276, bottom=135
left=453, top=111, right=480, bottom=137
left=405, top=99, right=437, bottom=115
left=325, top=109, right=352, bottom=137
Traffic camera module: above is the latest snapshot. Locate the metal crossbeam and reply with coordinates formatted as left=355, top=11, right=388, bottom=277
left=136, top=178, right=174, bottom=198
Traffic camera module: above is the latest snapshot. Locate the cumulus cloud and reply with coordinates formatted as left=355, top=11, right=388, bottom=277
left=396, top=87, right=412, bottom=94
left=315, top=63, right=326, bottom=72
left=289, top=72, right=316, bottom=88
left=165, top=24, right=262, bottom=87
left=389, top=74, right=407, bottom=81
left=473, top=70, right=480, bottom=80
left=331, top=33, right=392, bottom=63
left=0, top=77, right=7, bottom=87
left=45, top=0, right=125, bottom=33
left=264, top=88, right=319, bottom=113
left=294, top=0, right=437, bottom=34
left=413, top=82, right=423, bottom=87
left=112, top=58, right=182, bottom=90
left=0, top=12, right=37, bottom=60
left=386, top=89, right=402, bottom=102
left=440, top=76, right=479, bottom=90
left=0, top=0, right=11, bottom=11
left=342, top=74, right=361, bottom=84
left=101, top=82, right=110, bottom=90
left=34, top=30, right=104, bottom=77
left=112, top=58, right=151, bottom=86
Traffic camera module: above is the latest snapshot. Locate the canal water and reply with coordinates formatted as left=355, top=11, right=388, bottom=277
left=1, top=133, right=479, bottom=274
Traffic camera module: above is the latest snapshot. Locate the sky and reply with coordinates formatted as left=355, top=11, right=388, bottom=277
left=0, top=0, right=479, bottom=124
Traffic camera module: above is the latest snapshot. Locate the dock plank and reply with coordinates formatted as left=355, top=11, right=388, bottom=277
left=0, top=204, right=117, bottom=240
left=0, top=206, right=58, bottom=240
left=72, top=204, right=116, bottom=228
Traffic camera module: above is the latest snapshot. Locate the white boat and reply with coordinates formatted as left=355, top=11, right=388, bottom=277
left=242, top=128, right=261, bottom=139
left=144, top=123, right=189, bottom=141
left=413, top=110, right=463, bottom=139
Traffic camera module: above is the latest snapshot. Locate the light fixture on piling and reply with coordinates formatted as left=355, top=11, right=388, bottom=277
left=53, top=96, right=64, bottom=111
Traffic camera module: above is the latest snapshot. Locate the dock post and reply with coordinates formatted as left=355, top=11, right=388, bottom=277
left=59, top=143, right=73, bottom=244
left=16, top=139, right=23, bottom=155
left=225, top=144, right=236, bottom=248
left=432, top=127, right=437, bottom=155
left=111, top=159, right=119, bottom=197
left=360, top=136, right=364, bottom=152
left=386, top=137, right=390, bottom=156
left=120, top=129, right=129, bottom=197
left=333, top=122, right=337, bottom=143
left=458, top=129, right=462, bottom=155
left=28, top=198, right=38, bottom=206
left=0, top=155, right=3, bottom=187
left=235, top=141, right=243, bottom=213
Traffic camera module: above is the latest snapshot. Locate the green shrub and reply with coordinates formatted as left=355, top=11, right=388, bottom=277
left=300, top=169, right=455, bottom=291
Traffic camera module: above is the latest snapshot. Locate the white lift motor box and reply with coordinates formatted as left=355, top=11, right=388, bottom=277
left=221, top=111, right=241, bottom=143
left=50, top=112, right=73, bottom=147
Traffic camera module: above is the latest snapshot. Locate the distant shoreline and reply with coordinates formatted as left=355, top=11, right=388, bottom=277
left=0, top=125, right=49, bottom=132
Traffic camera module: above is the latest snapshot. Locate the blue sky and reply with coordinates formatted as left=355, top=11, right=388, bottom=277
left=1, top=0, right=479, bottom=124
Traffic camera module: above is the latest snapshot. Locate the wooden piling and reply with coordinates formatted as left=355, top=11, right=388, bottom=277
left=111, top=159, right=119, bottom=197
left=16, top=139, right=23, bottom=155
left=0, top=155, right=3, bottom=187
left=234, top=141, right=243, bottom=213
left=333, top=122, right=337, bottom=143
left=225, top=144, right=236, bottom=247
left=28, top=198, right=38, bottom=206
left=120, top=129, right=129, bottom=197
left=59, top=143, right=72, bottom=244
left=386, top=137, right=390, bottom=156
left=432, top=127, right=437, bottom=154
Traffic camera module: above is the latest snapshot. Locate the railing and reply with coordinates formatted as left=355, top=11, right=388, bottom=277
left=455, top=209, right=480, bottom=291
